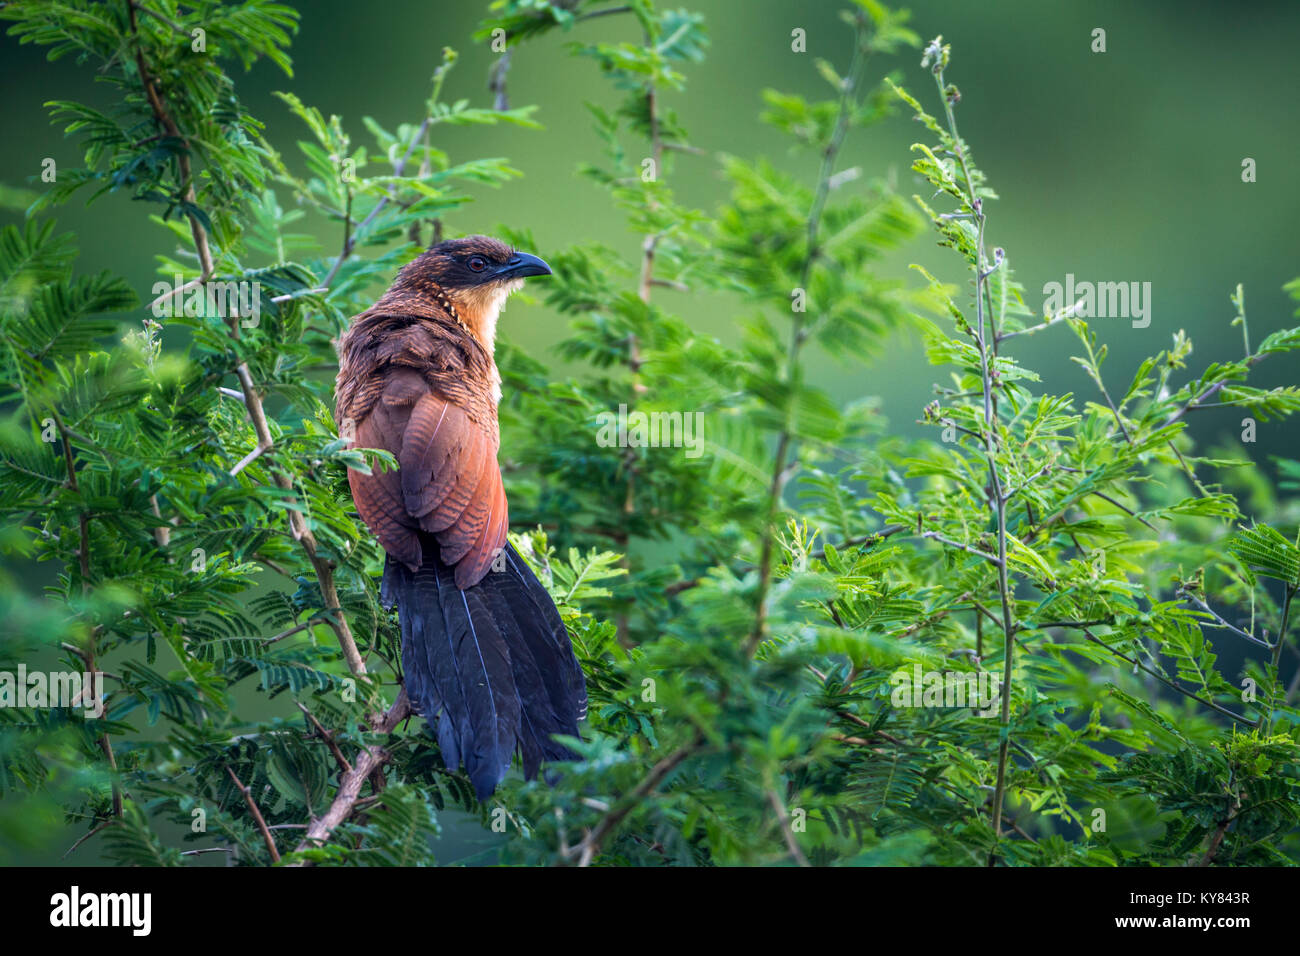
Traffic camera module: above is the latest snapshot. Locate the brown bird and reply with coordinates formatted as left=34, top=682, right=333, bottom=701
left=335, top=235, right=585, bottom=799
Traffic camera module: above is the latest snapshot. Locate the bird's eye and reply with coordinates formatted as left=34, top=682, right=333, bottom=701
left=467, top=256, right=487, bottom=272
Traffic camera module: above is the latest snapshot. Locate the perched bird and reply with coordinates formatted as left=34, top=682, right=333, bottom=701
left=335, top=235, right=585, bottom=799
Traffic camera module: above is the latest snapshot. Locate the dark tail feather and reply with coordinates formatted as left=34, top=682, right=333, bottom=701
left=382, top=538, right=586, bottom=799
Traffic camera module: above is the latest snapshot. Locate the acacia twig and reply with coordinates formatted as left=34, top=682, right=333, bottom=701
left=923, top=43, right=1018, bottom=861
left=766, top=788, right=811, bottom=867
left=297, top=701, right=353, bottom=774
left=291, top=690, right=410, bottom=861
left=226, top=766, right=281, bottom=864
left=567, top=739, right=699, bottom=867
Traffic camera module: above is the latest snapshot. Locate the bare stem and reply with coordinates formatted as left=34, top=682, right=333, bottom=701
left=226, top=766, right=281, bottom=864
left=567, top=739, right=699, bottom=866
left=290, top=690, right=410, bottom=861
left=929, top=51, right=1018, bottom=860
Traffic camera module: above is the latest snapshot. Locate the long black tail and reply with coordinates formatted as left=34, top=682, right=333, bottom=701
left=381, top=537, right=586, bottom=800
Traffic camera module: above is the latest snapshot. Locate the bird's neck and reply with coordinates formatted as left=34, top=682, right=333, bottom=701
left=445, top=278, right=523, bottom=358
left=444, top=281, right=521, bottom=406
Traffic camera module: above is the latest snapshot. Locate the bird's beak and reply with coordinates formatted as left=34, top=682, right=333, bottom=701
left=494, top=251, right=553, bottom=281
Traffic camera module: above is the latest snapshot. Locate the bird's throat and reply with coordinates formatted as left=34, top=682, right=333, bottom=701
left=446, top=278, right=523, bottom=358
left=444, top=278, right=522, bottom=405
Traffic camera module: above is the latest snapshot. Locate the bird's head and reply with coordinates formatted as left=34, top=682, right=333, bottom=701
left=395, top=235, right=552, bottom=352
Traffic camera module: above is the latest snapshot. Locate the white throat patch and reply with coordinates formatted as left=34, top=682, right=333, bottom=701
left=453, top=277, right=524, bottom=406
left=477, top=277, right=524, bottom=356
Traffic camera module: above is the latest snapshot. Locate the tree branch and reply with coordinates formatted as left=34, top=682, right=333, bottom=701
left=129, top=3, right=367, bottom=680
left=226, top=765, right=281, bottom=864
left=766, top=788, right=810, bottom=867
left=566, top=739, right=699, bottom=866
left=290, top=690, right=410, bottom=861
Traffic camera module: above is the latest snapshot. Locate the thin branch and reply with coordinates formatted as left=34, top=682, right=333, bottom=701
left=1089, top=491, right=1159, bottom=533
left=968, top=598, right=1006, bottom=633
left=290, top=690, right=410, bottom=861
left=1166, top=439, right=1212, bottom=499
left=320, top=115, right=431, bottom=290
left=226, top=766, right=281, bottom=864
left=488, top=47, right=513, bottom=111
left=838, top=713, right=907, bottom=748
left=808, top=524, right=908, bottom=560
left=228, top=438, right=271, bottom=477
left=568, top=739, right=699, bottom=866
left=1081, top=627, right=1255, bottom=725
left=1001, top=460, right=1054, bottom=503
left=264, top=616, right=327, bottom=645
left=1094, top=375, right=1133, bottom=444
left=920, top=530, right=1001, bottom=567
left=576, top=4, right=632, bottom=23
left=766, top=788, right=811, bottom=867
left=1026, top=619, right=1114, bottom=631
left=937, top=417, right=983, bottom=441
left=63, top=820, right=114, bottom=859
left=130, top=1, right=189, bottom=39
left=1163, top=358, right=1264, bottom=430
left=145, top=275, right=204, bottom=313
left=1178, top=590, right=1274, bottom=650
left=297, top=701, right=353, bottom=774
left=926, top=46, right=1018, bottom=860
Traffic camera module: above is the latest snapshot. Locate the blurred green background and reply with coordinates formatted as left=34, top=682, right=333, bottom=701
left=2, top=0, right=1298, bottom=863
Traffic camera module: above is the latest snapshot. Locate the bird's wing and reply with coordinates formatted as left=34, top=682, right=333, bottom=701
left=348, top=365, right=507, bottom=589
